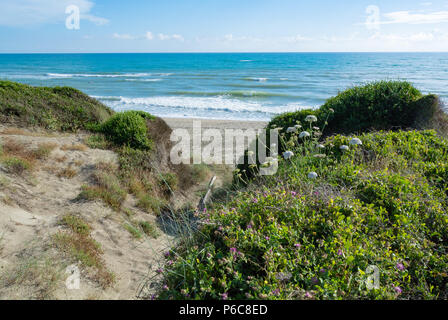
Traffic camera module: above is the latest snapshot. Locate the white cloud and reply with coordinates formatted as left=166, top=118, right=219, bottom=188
left=370, top=31, right=435, bottom=42
left=283, top=34, right=312, bottom=42
left=383, top=10, right=448, bottom=24
left=158, top=33, right=184, bottom=41
left=224, top=34, right=234, bottom=41
left=0, top=0, right=108, bottom=26
left=112, top=31, right=183, bottom=41
left=113, top=33, right=136, bottom=40
left=171, top=34, right=184, bottom=41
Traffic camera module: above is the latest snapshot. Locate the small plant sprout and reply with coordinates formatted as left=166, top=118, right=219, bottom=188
left=286, top=127, right=297, bottom=133
left=350, top=138, right=363, bottom=146
left=305, top=115, right=318, bottom=123
left=299, top=131, right=311, bottom=139
left=340, top=145, right=350, bottom=151
left=283, top=151, right=294, bottom=160
left=308, top=172, right=318, bottom=179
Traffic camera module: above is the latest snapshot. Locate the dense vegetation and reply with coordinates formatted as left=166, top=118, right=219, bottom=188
left=268, top=81, right=442, bottom=136
left=238, top=81, right=447, bottom=181
left=157, top=81, right=448, bottom=300
left=0, top=80, right=113, bottom=131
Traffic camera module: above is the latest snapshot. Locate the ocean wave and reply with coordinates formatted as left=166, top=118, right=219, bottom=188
left=243, top=77, right=268, bottom=82
left=172, top=90, right=295, bottom=98
left=46, top=72, right=152, bottom=79
left=226, top=83, right=294, bottom=89
left=94, top=95, right=311, bottom=115
left=124, top=78, right=162, bottom=82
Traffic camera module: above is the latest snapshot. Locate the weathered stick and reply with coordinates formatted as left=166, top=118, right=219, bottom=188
left=198, top=176, right=216, bottom=212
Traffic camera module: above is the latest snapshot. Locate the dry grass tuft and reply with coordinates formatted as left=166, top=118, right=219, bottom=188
left=57, top=166, right=78, bottom=179
left=0, top=139, right=57, bottom=175
left=54, top=214, right=115, bottom=288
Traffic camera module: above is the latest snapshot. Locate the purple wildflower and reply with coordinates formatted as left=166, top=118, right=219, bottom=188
left=291, top=191, right=297, bottom=196
left=162, top=284, right=169, bottom=291
left=253, top=198, right=258, bottom=203
left=294, top=243, right=301, bottom=248
left=337, top=249, right=343, bottom=256
left=221, top=292, right=228, bottom=300
left=311, top=277, right=318, bottom=284
left=167, top=260, right=174, bottom=266
left=265, top=236, right=270, bottom=241
left=156, top=268, right=163, bottom=274
left=305, top=291, right=313, bottom=299
left=394, top=286, right=402, bottom=295
left=272, top=289, right=280, bottom=296
left=396, top=263, right=405, bottom=271
left=230, top=248, right=237, bottom=254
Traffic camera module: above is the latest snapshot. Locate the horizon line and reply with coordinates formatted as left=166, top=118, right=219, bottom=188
left=1, top=51, right=448, bottom=54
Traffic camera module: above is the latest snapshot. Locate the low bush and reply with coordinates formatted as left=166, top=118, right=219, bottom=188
left=100, top=111, right=154, bottom=150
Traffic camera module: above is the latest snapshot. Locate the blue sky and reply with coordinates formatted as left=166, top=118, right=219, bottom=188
left=1, top=0, right=448, bottom=52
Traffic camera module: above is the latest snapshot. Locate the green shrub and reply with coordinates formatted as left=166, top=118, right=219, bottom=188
left=100, top=111, right=154, bottom=150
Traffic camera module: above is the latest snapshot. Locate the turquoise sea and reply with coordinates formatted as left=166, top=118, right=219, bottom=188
left=0, top=53, right=447, bottom=121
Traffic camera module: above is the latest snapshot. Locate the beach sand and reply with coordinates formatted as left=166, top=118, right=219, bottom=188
left=163, top=117, right=268, bottom=133
left=163, top=118, right=268, bottom=164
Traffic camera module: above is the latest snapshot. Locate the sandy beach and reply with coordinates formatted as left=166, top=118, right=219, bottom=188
left=163, top=118, right=268, bottom=164
left=163, top=117, right=268, bottom=133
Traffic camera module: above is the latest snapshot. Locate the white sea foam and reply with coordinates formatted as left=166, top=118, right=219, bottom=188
left=124, top=78, right=162, bottom=82
left=94, top=95, right=311, bottom=116
left=244, top=77, right=268, bottom=82
left=46, top=72, right=152, bottom=78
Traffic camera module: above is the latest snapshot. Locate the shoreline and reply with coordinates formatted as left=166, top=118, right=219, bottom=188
left=163, top=117, right=268, bottom=131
